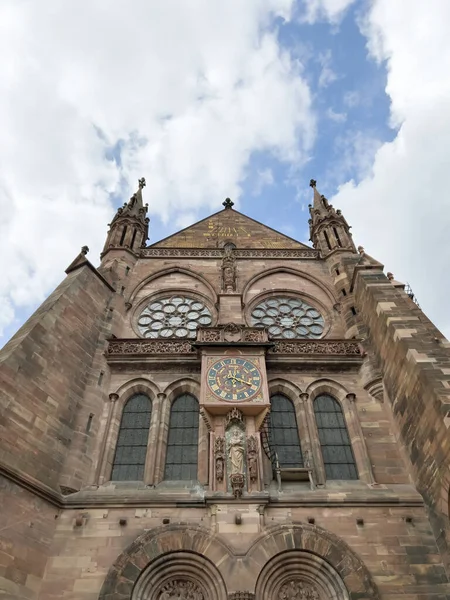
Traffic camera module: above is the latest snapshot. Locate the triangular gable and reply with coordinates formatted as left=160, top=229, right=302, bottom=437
left=150, top=208, right=312, bottom=250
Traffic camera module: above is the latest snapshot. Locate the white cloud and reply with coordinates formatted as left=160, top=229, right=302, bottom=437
left=317, top=50, right=339, bottom=88
left=332, top=0, right=450, bottom=337
left=253, top=168, right=275, bottom=196
left=300, top=0, right=355, bottom=23
left=326, top=107, right=347, bottom=123
left=0, top=0, right=315, bottom=338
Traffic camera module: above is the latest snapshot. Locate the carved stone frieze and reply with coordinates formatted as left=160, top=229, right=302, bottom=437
left=141, top=248, right=318, bottom=259
left=269, top=339, right=361, bottom=356
left=228, top=593, right=255, bottom=600
left=247, top=435, right=258, bottom=482
left=278, top=580, right=320, bottom=600
left=214, top=436, right=225, bottom=483
left=197, top=324, right=268, bottom=344
left=157, top=579, right=204, bottom=600
left=106, top=339, right=196, bottom=356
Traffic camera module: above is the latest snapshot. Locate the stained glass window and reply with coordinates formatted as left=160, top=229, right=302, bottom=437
left=250, top=296, right=325, bottom=339
left=269, top=394, right=303, bottom=468
left=137, top=295, right=212, bottom=339
left=314, top=395, right=358, bottom=480
left=164, top=394, right=199, bottom=480
left=111, top=394, right=152, bottom=481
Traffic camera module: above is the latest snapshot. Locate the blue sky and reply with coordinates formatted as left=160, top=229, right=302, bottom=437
left=1, top=0, right=450, bottom=344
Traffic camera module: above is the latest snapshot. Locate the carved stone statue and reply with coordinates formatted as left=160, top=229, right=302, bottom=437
left=222, top=246, right=236, bottom=293
left=229, top=429, right=244, bottom=474
left=214, top=436, right=225, bottom=483
left=247, top=435, right=258, bottom=483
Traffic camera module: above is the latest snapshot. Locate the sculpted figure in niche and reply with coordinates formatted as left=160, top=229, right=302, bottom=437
left=229, top=429, right=245, bottom=474
left=222, top=245, right=236, bottom=293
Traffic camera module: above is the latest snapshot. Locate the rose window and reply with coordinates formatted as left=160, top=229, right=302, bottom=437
left=250, top=296, right=325, bottom=339
left=137, top=296, right=212, bottom=339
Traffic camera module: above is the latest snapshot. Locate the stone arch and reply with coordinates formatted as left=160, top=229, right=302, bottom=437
left=255, top=549, right=349, bottom=600
left=98, top=525, right=232, bottom=600
left=268, top=377, right=303, bottom=399
left=305, top=378, right=349, bottom=405
left=242, top=267, right=337, bottom=306
left=163, top=377, right=201, bottom=405
left=245, top=523, right=379, bottom=600
left=114, top=377, right=161, bottom=411
left=128, top=266, right=218, bottom=306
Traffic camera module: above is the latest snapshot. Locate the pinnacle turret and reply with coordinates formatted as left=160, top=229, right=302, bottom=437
left=308, top=179, right=356, bottom=257
left=101, top=177, right=150, bottom=258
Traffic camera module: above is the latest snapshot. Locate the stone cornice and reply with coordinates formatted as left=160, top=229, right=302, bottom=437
left=140, top=247, right=319, bottom=259
left=0, top=463, right=424, bottom=509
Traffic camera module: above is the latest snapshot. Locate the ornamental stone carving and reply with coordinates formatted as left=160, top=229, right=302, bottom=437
left=269, top=340, right=361, bottom=356
left=247, top=435, right=258, bottom=482
left=229, top=473, right=245, bottom=498
left=141, top=248, right=319, bottom=259
left=197, top=325, right=268, bottom=344
left=214, top=436, right=225, bottom=483
left=278, top=580, right=320, bottom=600
left=225, top=407, right=244, bottom=429
left=158, top=579, right=204, bottom=600
left=106, top=339, right=196, bottom=356
left=228, top=593, right=255, bottom=600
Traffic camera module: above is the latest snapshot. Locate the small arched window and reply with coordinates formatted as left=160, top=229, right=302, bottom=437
left=269, top=394, right=303, bottom=468
left=111, top=394, right=152, bottom=481
left=314, top=394, right=358, bottom=480
left=164, top=394, right=199, bottom=480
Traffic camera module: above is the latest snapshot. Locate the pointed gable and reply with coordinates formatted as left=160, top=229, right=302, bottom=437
left=150, top=207, right=311, bottom=250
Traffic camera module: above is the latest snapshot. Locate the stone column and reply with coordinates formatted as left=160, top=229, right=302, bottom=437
left=153, top=392, right=169, bottom=484
left=302, top=392, right=325, bottom=486
left=345, top=393, right=376, bottom=485
left=95, top=392, right=118, bottom=485
left=144, top=392, right=164, bottom=485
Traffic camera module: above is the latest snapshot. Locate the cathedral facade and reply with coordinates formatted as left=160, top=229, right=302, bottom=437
left=1, top=179, right=450, bottom=600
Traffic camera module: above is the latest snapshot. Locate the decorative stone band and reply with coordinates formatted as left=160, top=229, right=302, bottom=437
left=106, top=338, right=362, bottom=358
left=141, top=248, right=319, bottom=259
left=106, top=338, right=196, bottom=356
left=228, top=594, right=255, bottom=600
left=197, top=324, right=268, bottom=343
left=269, top=339, right=362, bottom=356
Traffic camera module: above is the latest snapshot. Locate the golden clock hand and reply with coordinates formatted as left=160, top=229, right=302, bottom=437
left=229, top=376, right=253, bottom=386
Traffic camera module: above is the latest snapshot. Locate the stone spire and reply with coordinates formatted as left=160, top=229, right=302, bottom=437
left=101, top=178, right=150, bottom=258
left=308, top=179, right=356, bottom=257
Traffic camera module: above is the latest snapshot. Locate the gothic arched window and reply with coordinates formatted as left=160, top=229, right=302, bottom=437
left=111, top=394, right=152, bottom=481
left=269, top=394, right=303, bottom=468
left=314, top=394, right=358, bottom=480
left=164, top=394, right=199, bottom=480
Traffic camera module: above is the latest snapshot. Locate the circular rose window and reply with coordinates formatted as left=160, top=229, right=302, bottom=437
left=137, top=295, right=212, bottom=339
left=250, top=296, right=325, bottom=339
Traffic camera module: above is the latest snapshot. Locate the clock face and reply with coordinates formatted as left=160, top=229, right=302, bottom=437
left=207, top=358, right=262, bottom=402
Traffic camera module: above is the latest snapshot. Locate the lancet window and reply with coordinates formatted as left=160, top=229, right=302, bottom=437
left=111, top=394, right=152, bottom=481
left=269, top=394, right=303, bottom=469
left=314, top=394, right=358, bottom=480
left=164, top=394, right=199, bottom=480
